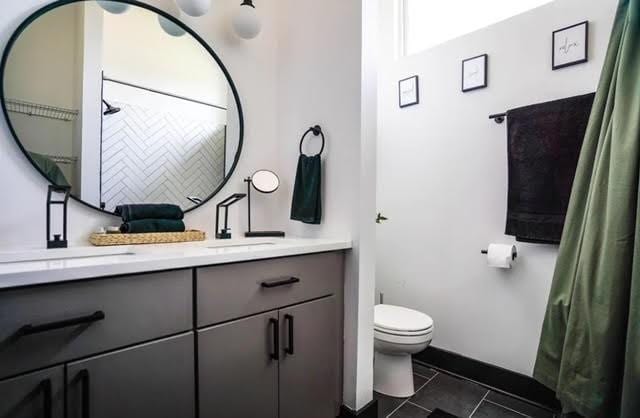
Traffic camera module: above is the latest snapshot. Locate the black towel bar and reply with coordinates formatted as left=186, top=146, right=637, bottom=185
left=489, top=113, right=506, bottom=124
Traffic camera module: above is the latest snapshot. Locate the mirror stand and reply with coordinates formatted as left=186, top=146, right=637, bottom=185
left=245, top=177, right=285, bottom=238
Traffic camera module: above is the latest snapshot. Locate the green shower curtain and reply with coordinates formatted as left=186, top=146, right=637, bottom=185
left=533, top=0, right=639, bottom=417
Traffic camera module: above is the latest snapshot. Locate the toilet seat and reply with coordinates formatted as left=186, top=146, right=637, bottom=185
left=374, top=305, right=433, bottom=333
left=374, top=328, right=432, bottom=345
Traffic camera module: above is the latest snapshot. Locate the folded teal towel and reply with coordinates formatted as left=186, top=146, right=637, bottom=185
left=115, top=204, right=184, bottom=222
left=120, top=219, right=186, bottom=234
left=290, top=154, right=322, bottom=224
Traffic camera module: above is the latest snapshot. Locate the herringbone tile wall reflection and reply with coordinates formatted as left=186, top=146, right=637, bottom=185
left=101, top=101, right=226, bottom=211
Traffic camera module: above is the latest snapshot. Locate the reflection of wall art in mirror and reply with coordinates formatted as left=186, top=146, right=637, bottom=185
left=0, top=0, right=244, bottom=215
left=462, top=54, right=488, bottom=93
left=552, top=21, right=588, bottom=70
left=398, top=75, right=419, bottom=108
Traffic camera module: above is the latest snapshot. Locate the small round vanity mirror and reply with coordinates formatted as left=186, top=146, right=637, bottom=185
left=251, top=170, right=280, bottom=194
left=0, top=0, right=244, bottom=214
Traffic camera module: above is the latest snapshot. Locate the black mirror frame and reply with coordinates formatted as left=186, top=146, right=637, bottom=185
left=0, top=0, right=244, bottom=216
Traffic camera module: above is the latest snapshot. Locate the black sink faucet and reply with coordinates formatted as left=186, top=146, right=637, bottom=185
left=46, top=185, right=71, bottom=249
left=215, top=193, right=247, bottom=239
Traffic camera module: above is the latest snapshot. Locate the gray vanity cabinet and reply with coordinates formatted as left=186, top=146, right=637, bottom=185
left=279, top=296, right=338, bottom=418
left=0, top=366, right=64, bottom=418
left=198, top=311, right=279, bottom=418
left=66, top=333, right=195, bottom=418
left=198, top=297, right=340, bottom=418
left=0, top=270, right=192, bottom=380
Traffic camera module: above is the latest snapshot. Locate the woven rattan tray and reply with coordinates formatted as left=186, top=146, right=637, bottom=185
left=89, top=230, right=206, bottom=246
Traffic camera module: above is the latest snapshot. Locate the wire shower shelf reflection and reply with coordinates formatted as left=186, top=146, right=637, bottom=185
left=5, top=99, right=79, bottom=122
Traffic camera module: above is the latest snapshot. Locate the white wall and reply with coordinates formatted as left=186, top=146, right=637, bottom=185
left=77, top=3, right=104, bottom=206
left=377, top=0, right=617, bottom=376
left=275, top=0, right=375, bottom=411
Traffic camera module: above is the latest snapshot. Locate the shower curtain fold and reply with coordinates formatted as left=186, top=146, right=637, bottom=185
left=533, top=0, right=640, bottom=417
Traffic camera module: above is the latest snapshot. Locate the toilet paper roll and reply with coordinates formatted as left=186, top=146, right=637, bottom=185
left=486, top=244, right=517, bottom=269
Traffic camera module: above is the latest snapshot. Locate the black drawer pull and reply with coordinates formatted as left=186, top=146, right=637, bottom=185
left=261, top=277, right=300, bottom=289
left=79, top=369, right=90, bottom=418
left=284, top=314, right=294, bottom=355
left=18, top=311, right=105, bottom=336
left=40, top=379, right=52, bottom=418
left=269, top=318, right=279, bottom=361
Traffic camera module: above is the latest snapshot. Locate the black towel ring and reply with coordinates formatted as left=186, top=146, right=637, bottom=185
left=299, top=125, right=325, bottom=156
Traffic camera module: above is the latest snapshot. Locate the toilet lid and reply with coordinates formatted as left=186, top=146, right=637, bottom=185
left=374, top=304, right=433, bottom=333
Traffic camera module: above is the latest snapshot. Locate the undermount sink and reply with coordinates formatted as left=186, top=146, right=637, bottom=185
left=0, top=247, right=135, bottom=264
left=0, top=240, right=283, bottom=264
left=205, top=242, right=277, bottom=250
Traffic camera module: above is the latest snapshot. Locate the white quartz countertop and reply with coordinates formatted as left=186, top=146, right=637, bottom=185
left=0, top=238, right=352, bottom=290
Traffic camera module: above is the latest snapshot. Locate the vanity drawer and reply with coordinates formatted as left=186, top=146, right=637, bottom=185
left=0, top=269, right=192, bottom=379
left=197, top=252, right=344, bottom=327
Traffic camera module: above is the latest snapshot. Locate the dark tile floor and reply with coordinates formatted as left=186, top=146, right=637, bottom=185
left=375, top=362, right=557, bottom=418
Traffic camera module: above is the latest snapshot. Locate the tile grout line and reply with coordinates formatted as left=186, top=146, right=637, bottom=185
left=407, top=401, right=432, bottom=413
left=387, top=398, right=411, bottom=418
left=469, top=390, right=490, bottom=418
left=484, top=399, right=532, bottom=418
left=387, top=372, right=439, bottom=418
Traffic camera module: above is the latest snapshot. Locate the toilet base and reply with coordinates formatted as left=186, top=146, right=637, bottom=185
left=373, top=351, right=415, bottom=398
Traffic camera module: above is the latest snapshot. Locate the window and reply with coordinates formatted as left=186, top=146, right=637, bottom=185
left=401, top=0, right=554, bottom=56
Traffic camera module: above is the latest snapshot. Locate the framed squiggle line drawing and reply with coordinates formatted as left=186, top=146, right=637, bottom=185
left=399, top=75, right=419, bottom=108
left=462, top=54, right=488, bottom=93
left=553, top=21, right=589, bottom=70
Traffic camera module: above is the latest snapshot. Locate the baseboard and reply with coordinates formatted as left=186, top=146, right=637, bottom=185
left=339, top=399, right=378, bottom=418
left=414, top=346, right=561, bottom=412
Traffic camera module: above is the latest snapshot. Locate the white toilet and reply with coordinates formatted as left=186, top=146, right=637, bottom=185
left=374, top=304, right=434, bottom=398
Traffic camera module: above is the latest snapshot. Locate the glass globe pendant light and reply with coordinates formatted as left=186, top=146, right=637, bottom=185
left=156, top=0, right=186, bottom=37
left=176, top=0, right=211, bottom=17
left=97, top=1, right=130, bottom=14
left=232, top=0, right=262, bottom=40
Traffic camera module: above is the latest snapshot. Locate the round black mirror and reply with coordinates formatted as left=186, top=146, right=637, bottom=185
left=251, top=170, right=280, bottom=194
left=1, top=0, right=244, bottom=214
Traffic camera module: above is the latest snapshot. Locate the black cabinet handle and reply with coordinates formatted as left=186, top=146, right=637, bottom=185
left=79, top=369, right=90, bottom=418
left=269, top=318, right=279, bottom=361
left=261, top=277, right=300, bottom=289
left=18, top=311, right=105, bottom=336
left=284, top=314, right=294, bottom=355
left=40, top=379, right=52, bottom=418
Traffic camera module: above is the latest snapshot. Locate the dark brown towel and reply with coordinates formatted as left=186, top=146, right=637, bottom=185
left=506, top=93, right=595, bottom=244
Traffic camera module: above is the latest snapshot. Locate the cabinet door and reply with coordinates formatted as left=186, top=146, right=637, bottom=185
left=279, top=296, right=338, bottom=418
left=0, top=366, right=64, bottom=418
left=66, top=333, right=194, bottom=418
left=198, top=311, right=278, bottom=418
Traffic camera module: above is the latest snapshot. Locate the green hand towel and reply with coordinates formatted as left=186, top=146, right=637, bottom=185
left=115, top=204, right=184, bottom=222
left=120, top=219, right=186, bottom=234
left=290, top=154, right=322, bottom=224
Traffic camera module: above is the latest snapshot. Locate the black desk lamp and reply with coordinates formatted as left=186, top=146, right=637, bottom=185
left=245, top=170, right=285, bottom=238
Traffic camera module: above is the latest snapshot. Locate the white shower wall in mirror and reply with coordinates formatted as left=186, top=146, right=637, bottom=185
left=401, top=0, right=555, bottom=56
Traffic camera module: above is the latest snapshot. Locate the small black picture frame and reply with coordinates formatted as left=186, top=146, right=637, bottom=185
left=398, top=75, right=419, bottom=108
left=552, top=21, right=589, bottom=70
left=461, top=54, right=488, bottom=93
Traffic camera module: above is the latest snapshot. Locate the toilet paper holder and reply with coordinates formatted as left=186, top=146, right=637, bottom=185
left=481, top=248, right=518, bottom=260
